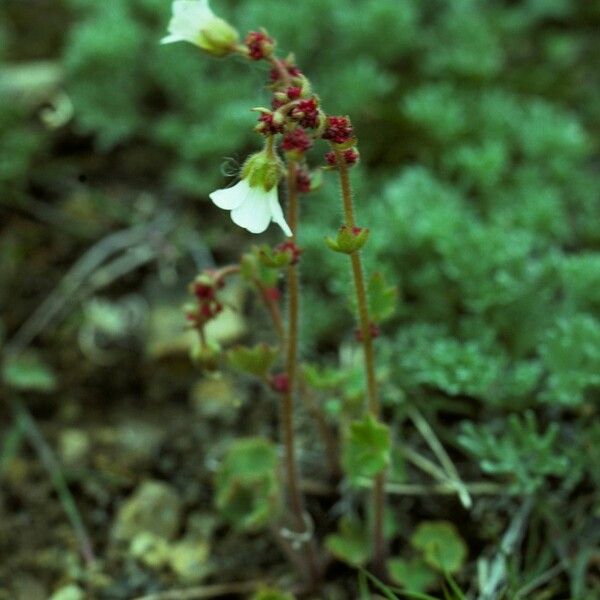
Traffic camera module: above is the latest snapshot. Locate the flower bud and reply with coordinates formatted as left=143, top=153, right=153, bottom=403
left=276, top=240, right=303, bottom=265
left=245, top=31, right=275, bottom=60
left=258, top=241, right=303, bottom=268
left=325, top=225, right=370, bottom=254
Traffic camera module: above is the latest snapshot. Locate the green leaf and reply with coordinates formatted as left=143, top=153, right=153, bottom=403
left=303, top=363, right=347, bottom=390
left=325, top=517, right=371, bottom=567
left=388, top=557, right=438, bottom=593
left=2, top=352, right=57, bottom=393
left=214, top=438, right=280, bottom=531
left=367, top=272, right=398, bottom=323
left=342, top=415, right=391, bottom=483
left=227, top=343, right=278, bottom=378
left=411, top=521, right=467, bottom=574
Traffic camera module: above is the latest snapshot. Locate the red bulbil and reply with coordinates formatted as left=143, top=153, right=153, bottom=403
left=343, top=148, right=359, bottom=165
left=286, top=86, right=302, bottom=100
left=352, top=226, right=364, bottom=236
left=296, top=169, right=312, bottom=194
left=292, top=98, right=319, bottom=129
left=263, top=287, right=281, bottom=302
left=269, top=59, right=302, bottom=82
left=197, top=300, right=223, bottom=321
left=325, top=148, right=359, bottom=167
left=355, top=322, right=381, bottom=342
left=245, top=31, right=274, bottom=60
left=322, top=115, right=353, bottom=144
left=257, top=112, right=284, bottom=135
left=271, top=96, right=286, bottom=110
left=270, top=372, right=290, bottom=394
left=276, top=240, right=303, bottom=265
left=281, top=128, right=313, bottom=153
left=193, top=282, right=214, bottom=300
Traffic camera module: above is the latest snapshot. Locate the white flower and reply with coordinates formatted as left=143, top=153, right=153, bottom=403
left=161, top=0, right=239, bottom=56
left=210, top=179, right=292, bottom=236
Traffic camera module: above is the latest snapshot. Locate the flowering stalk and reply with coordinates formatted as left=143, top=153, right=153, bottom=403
left=280, top=159, right=320, bottom=585
left=163, top=0, right=382, bottom=583
left=334, top=148, right=387, bottom=576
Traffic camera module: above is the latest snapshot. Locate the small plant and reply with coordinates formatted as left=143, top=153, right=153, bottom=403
left=161, top=0, right=397, bottom=587
left=458, top=411, right=571, bottom=494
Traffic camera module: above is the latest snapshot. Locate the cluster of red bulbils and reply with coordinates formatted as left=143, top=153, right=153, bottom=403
left=244, top=31, right=360, bottom=194
left=185, top=274, right=225, bottom=328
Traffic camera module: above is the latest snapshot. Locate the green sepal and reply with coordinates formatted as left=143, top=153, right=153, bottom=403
left=227, top=343, right=278, bottom=378
left=251, top=106, right=273, bottom=115
left=331, top=137, right=358, bottom=151
left=258, top=244, right=293, bottom=269
left=196, top=17, right=239, bottom=57
left=241, top=148, right=283, bottom=192
left=240, top=250, right=278, bottom=287
left=325, top=225, right=369, bottom=254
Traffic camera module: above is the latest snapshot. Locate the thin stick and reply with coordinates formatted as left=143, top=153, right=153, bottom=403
left=407, top=406, right=472, bottom=508
left=335, top=151, right=386, bottom=576
left=298, top=377, right=340, bottom=478
left=5, top=215, right=174, bottom=356
left=10, top=398, right=96, bottom=566
left=254, top=278, right=285, bottom=339
left=300, top=477, right=515, bottom=497
left=477, top=498, right=534, bottom=600
left=133, top=580, right=265, bottom=600
left=280, top=160, right=320, bottom=585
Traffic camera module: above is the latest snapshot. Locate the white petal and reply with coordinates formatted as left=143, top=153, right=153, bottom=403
left=160, top=33, right=183, bottom=45
left=172, top=0, right=212, bottom=20
left=209, top=180, right=250, bottom=210
left=267, top=188, right=292, bottom=237
left=165, top=0, right=214, bottom=44
left=230, top=186, right=272, bottom=234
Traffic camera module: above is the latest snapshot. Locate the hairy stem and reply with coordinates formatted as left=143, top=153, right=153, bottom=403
left=335, top=150, right=387, bottom=576
left=281, top=160, right=320, bottom=585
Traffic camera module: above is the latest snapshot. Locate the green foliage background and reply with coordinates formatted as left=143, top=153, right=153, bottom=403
left=1, top=0, right=599, bottom=597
